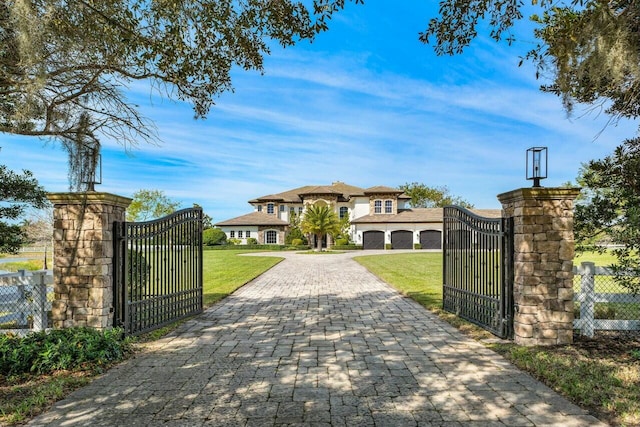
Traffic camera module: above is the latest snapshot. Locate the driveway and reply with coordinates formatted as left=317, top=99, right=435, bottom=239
left=28, top=251, right=607, bottom=426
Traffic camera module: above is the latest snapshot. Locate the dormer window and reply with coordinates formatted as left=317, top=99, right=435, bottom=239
left=257, top=205, right=262, bottom=212
left=267, top=203, right=274, bottom=214
left=374, top=200, right=382, bottom=214
left=385, top=200, right=393, bottom=214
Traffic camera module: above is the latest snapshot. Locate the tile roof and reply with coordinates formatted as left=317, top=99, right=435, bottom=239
left=215, top=212, right=289, bottom=226
left=249, top=182, right=367, bottom=203
left=364, top=186, right=404, bottom=194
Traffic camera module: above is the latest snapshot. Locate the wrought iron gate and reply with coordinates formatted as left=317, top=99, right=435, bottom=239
left=113, top=208, right=203, bottom=335
left=442, top=206, right=514, bottom=339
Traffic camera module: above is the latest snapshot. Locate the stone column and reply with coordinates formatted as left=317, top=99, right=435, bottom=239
left=497, top=187, right=581, bottom=346
left=47, top=192, right=132, bottom=329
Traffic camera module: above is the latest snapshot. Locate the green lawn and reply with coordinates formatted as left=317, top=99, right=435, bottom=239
left=574, top=250, right=618, bottom=266
left=202, top=250, right=283, bottom=307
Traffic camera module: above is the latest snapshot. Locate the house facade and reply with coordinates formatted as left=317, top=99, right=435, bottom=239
left=215, top=181, right=501, bottom=249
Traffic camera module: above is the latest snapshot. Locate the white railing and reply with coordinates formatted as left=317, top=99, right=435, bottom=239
left=0, top=270, right=53, bottom=335
left=573, top=262, right=640, bottom=337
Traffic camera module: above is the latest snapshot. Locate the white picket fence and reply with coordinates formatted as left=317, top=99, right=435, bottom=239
left=573, top=262, right=640, bottom=337
left=0, top=270, right=53, bottom=335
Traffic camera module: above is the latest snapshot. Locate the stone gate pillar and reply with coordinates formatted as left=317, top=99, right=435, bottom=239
left=47, top=192, right=132, bottom=329
left=498, top=187, right=581, bottom=346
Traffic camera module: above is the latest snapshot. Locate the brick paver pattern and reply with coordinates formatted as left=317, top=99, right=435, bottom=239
left=28, top=252, right=608, bottom=426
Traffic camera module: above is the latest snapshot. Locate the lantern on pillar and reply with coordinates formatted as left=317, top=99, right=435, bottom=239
left=526, top=147, right=547, bottom=188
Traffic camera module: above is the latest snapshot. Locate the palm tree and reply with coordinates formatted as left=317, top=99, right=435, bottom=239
left=300, top=204, right=341, bottom=251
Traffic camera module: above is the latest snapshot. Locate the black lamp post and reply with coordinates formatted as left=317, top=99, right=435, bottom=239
left=526, top=146, right=547, bottom=187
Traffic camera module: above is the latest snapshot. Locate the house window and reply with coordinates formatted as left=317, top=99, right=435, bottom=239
left=238, top=231, right=243, bottom=238
left=267, top=203, right=274, bottom=214
left=374, top=200, right=382, bottom=214
left=290, top=207, right=295, bottom=214
left=257, top=205, right=262, bottom=212
left=230, top=231, right=235, bottom=238
left=266, top=230, right=277, bottom=244
left=246, top=231, right=250, bottom=238
left=298, top=207, right=303, bottom=214
left=385, top=200, right=393, bottom=214
left=280, top=205, right=285, bottom=212
left=339, top=206, right=349, bottom=219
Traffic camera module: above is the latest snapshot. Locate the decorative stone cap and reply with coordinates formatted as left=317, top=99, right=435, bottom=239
left=497, top=187, right=581, bottom=204
left=47, top=192, right=133, bottom=209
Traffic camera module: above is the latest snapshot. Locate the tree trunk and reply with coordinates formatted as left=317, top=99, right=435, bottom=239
left=316, top=234, right=322, bottom=252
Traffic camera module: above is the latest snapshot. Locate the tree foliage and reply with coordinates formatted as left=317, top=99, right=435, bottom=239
left=574, top=138, right=640, bottom=293
left=1, top=0, right=362, bottom=148
left=285, top=211, right=308, bottom=245
left=300, top=204, right=340, bottom=251
left=126, top=189, right=181, bottom=222
left=0, top=165, right=48, bottom=253
left=422, top=0, right=640, bottom=123
left=203, top=228, right=227, bottom=246
left=399, top=182, right=473, bottom=209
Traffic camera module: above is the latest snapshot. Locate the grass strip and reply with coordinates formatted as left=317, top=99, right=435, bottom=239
left=202, top=250, right=283, bottom=307
left=0, top=373, right=91, bottom=425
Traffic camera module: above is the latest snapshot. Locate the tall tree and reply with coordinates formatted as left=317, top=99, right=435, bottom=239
left=0, top=165, right=48, bottom=253
left=574, top=139, right=640, bottom=293
left=300, top=204, right=340, bottom=251
left=399, top=182, right=473, bottom=209
left=0, top=0, right=361, bottom=148
left=126, top=189, right=181, bottom=222
left=422, top=0, right=640, bottom=124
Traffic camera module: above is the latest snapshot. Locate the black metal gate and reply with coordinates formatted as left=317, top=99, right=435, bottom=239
left=442, top=206, right=514, bottom=339
left=113, top=208, right=203, bottom=336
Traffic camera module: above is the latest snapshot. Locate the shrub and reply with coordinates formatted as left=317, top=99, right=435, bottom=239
left=0, top=327, right=133, bottom=376
left=246, top=237, right=258, bottom=245
left=228, top=238, right=241, bottom=245
left=332, top=244, right=362, bottom=250
left=385, top=243, right=392, bottom=250
left=414, top=243, right=422, bottom=249
left=291, top=238, right=304, bottom=246
left=203, top=228, right=227, bottom=246
left=335, top=238, right=349, bottom=246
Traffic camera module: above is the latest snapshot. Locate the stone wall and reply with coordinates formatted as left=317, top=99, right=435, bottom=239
left=498, top=187, right=581, bottom=346
left=47, top=192, right=132, bottom=329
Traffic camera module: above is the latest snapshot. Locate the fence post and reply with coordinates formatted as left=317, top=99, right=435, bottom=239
left=498, top=187, right=581, bottom=346
left=578, top=261, right=596, bottom=338
left=47, top=192, right=132, bottom=330
left=17, top=281, right=27, bottom=327
left=30, top=271, right=48, bottom=332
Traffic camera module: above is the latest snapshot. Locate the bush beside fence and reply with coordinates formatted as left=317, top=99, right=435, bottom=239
left=573, top=262, right=640, bottom=337
left=0, top=270, right=53, bottom=336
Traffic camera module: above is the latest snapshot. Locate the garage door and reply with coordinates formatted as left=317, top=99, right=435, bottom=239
left=363, top=231, right=384, bottom=249
left=391, top=230, right=413, bottom=249
left=420, top=230, right=442, bottom=249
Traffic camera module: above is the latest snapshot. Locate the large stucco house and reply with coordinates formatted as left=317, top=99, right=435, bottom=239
left=215, top=181, right=501, bottom=250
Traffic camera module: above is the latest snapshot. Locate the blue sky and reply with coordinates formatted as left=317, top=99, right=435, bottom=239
left=2, top=2, right=637, bottom=223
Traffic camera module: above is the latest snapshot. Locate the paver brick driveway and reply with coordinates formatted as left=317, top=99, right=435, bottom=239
left=28, top=251, right=608, bottom=426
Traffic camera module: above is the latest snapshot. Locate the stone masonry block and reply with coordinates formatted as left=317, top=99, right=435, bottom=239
left=557, top=288, right=574, bottom=301
left=514, top=323, right=534, bottom=338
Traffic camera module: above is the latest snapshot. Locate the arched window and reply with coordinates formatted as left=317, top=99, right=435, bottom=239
left=265, top=230, right=277, bottom=244
left=374, top=200, right=382, bottom=214
left=339, top=206, right=349, bottom=219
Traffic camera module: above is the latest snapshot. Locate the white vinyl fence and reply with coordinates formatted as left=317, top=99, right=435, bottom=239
left=0, top=270, right=53, bottom=335
left=573, top=262, right=640, bottom=337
